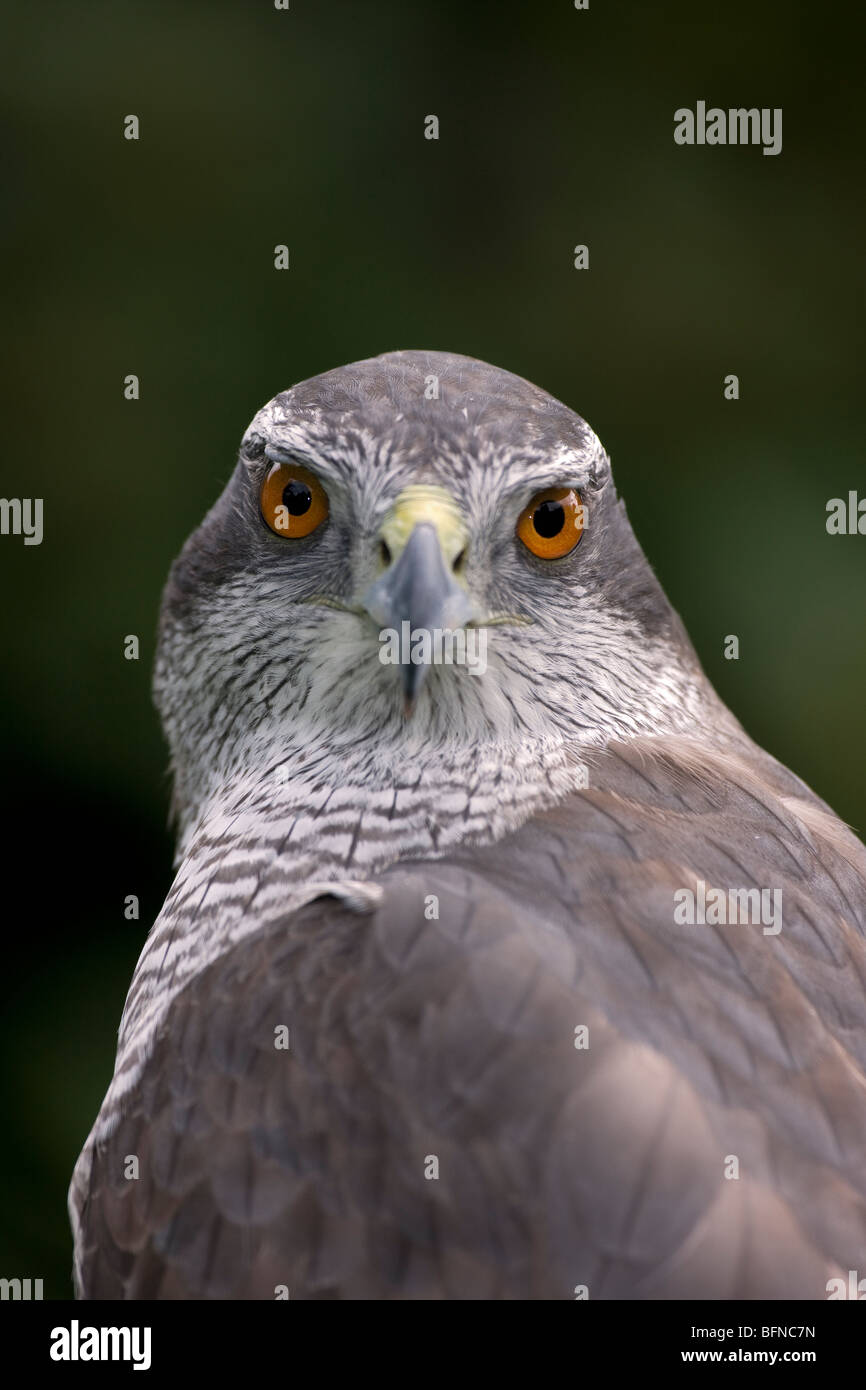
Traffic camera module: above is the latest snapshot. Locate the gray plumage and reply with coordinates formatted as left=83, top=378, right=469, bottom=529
left=70, top=350, right=866, bottom=1299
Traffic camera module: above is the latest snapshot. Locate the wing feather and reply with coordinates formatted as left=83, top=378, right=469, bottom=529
left=72, top=735, right=866, bottom=1298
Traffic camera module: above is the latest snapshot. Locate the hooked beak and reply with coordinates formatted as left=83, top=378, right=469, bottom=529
left=363, top=502, right=475, bottom=715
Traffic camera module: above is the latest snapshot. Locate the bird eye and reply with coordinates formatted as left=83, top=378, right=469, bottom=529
left=517, top=487, right=585, bottom=559
left=260, top=462, right=329, bottom=538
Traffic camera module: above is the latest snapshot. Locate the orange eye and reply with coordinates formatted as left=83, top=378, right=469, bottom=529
left=517, top=487, right=585, bottom=559
left=260, top=462, right=329, bottom=539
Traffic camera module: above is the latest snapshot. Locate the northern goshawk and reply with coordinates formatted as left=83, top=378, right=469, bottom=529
left=70, top=350, right=866, bottom=1299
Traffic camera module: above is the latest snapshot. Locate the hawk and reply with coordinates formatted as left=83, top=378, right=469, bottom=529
left=70, top=350, right=866, bottom=1299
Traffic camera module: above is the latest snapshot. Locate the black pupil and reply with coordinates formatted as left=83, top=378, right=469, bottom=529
left=533, top=499, right=565, bottom=538
left=282, top=480, right=312, bottom=516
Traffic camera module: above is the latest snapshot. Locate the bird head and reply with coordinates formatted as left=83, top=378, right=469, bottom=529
left=154, top=350, right=710, bottom=850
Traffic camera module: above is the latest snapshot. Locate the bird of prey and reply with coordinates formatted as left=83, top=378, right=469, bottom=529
left=70, top=350, right=866, bottom=1300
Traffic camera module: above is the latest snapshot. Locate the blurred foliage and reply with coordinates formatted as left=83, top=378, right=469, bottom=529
left=0, top=0, right=863, bottom=1296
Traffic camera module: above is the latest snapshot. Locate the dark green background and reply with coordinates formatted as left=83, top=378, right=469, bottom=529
left=1, top=0, right=863, bottom=1296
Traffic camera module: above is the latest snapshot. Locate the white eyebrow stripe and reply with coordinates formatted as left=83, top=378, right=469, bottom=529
left=243, top=411, right=610, bottom=507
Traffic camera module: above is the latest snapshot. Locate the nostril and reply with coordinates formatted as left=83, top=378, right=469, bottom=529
left=379, top=539, right=392, bottom=567
left=453, top=547, right=467, bottom=573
